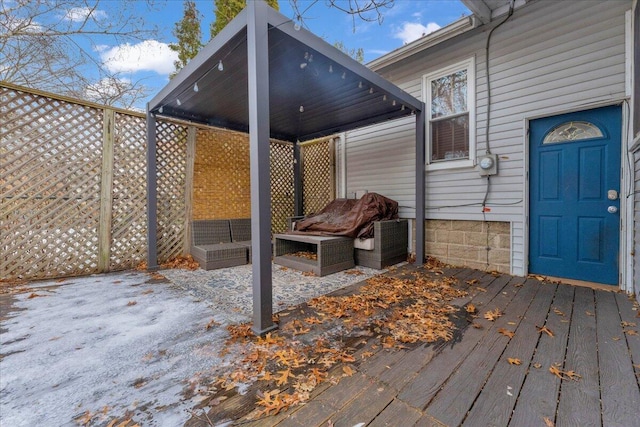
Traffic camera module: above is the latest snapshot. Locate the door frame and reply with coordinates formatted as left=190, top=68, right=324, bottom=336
left=523, top=100, right=632, bottom=291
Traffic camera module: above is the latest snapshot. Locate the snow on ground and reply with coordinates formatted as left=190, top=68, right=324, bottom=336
left=0, top=271, right=235, bottom=426
left=0, top=265, right=381, bottom=426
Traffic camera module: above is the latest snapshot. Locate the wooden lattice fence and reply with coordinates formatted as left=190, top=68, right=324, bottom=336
left=1, top=83, right=334, bottom=280
left=301, top=138, right=335, bottom=215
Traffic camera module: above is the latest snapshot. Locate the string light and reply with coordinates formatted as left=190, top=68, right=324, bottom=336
left=217, top=60, right=224, bottom=71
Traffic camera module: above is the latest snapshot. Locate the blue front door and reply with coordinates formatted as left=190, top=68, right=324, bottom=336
left=529, top=105, right=621, bottom=285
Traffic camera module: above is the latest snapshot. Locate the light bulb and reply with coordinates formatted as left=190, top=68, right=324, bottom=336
left=358, top=81, right=363, bottom=89
left=176, top=98, right=181, bottom=106
left=401, top=104, right=405, bottom=111
left=294, top=22, right=301, bottom=31
left=383, top=95, right=387, bottom=101
left=299, top=105, right=304, bottom=113
left=369, top=87, right=373, bottom=94
left=304, top=52, right=309, bottom=60
left=329, top=65, right=333, bottom=73
left=158, top=106, right=163, bottom=113
left=300, top=63, right=307, bottom=69
left=193, top=82, right=199, bottom=92
left=341, top=71, right=346, bottom=79
left=217, top=60, right=224, bottom=71
left=392, top=100, right=396, bottom=106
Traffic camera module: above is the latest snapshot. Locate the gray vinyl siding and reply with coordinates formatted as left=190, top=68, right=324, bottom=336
left=635, top=147, right=640, bottom=300
left=344, top=0, right=631, bottom=277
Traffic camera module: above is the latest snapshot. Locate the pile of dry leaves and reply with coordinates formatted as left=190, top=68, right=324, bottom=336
left=197, top=268, right=468, bottom=422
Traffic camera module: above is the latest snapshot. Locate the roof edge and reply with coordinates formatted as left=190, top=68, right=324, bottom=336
left=367, top=16, right=475, bottom=71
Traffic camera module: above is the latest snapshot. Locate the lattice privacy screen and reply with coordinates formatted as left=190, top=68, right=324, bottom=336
left=1, top=87, right=103, bottom=279
left=302, top=139, right=335, bottom=215
left=1, top=84, right=335, bottom=280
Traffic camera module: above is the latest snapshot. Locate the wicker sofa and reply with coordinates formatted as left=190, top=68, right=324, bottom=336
left=288, top=216, right=408, bottom=270
left=190, top=219, right=250, bottom=270
left=354, top=219, right=408, bottom=269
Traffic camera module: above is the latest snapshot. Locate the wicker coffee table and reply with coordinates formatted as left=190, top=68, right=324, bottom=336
left=273, top=234, right=354, bottom=276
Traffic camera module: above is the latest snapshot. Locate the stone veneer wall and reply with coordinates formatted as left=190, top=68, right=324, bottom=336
left=419, top=220, right=511, bottom=273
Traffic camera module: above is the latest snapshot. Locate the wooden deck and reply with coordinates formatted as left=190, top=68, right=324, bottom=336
left=193, top=265, right=640, bottom=427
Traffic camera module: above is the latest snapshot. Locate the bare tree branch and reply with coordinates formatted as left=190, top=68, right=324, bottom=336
left=0, top=0, right=158, bottom=108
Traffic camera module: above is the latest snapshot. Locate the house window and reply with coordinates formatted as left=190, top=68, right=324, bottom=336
left=424, top=58, right=475, bottom=169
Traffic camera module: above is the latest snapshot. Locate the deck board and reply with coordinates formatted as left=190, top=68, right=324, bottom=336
left=614, top=292, right=640, bottom=384
left=510, top=283, right=575, bottom=425
left=595, top=290, right=640, bottom=427
left=556, top=286, right=601, bottom=427
left=397, top=274, right=514, bottom=410
left=189, top=266, right=640, bottom=427
left=422, top=280, right=540, bottom=426
left=462, top=281, right=557, bottom=426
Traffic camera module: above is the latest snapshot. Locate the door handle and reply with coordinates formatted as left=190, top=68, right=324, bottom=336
left=607, top=206, right=618, bottom=214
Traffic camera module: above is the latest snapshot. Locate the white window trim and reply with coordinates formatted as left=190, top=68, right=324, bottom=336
left=423, top=57, right=476, bottom=171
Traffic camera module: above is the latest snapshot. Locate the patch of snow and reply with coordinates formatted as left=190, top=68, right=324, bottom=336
left=0, top=271, right=230, bottom=426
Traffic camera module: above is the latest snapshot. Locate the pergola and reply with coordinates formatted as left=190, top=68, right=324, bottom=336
left=146, top=0, right=425, bottom=334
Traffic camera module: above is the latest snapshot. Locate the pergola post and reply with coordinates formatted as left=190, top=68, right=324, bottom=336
left=415, top=109, right=426, bottom=265
left=247, top=0, right=276, bottom=335
left=146, top=107, right=159, bottom=270
left=293, top=142, right=303, bottom=216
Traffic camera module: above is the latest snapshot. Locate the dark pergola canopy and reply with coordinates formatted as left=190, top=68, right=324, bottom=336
left=148, top=4, right=422, bottom=142
left=147, top=1, right=425, bottom=334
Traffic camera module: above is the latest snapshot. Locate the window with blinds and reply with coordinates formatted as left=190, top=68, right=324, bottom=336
left=424, top=58, right=475, bottom=169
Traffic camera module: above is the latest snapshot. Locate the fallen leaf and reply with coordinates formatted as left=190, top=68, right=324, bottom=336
left=621, top=321, right=637, bottom=327
left=471, top=322, right=483, bottom=329
left=275, top=369, right=294, bottom=386
left=625, top=330, right=638, bottom=336
left=484, top=308, right=502, bottom=321
left=465, top=304, right=476, bottom=314
left=507, top=358, right=522, bottom=365
left=549, top=363, right=581, bottom=381
left=543, top=416, right=555, bottom=427
left=533, top=363, right=542, bottom=369
left=553, top=308, right=564, bottom=316
left=612, top=337, right=621, bottom=341
left=498, top=328, right=515, bottom=338
left=361, top=351, right=374, bottom=359
left=585, top=310, right=595, bottom=317
left=537, top=325, right=554, bottom=337
left=342, top=365, right=355, bottom=377
left=205, top=319, right=221, bottom=330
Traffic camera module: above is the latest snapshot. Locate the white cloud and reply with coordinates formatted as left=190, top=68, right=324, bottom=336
left=99, top=40, right=178, bottom=75
left=394, top=22, right=441, bottom=44
left=63, top=7, right=107, bottom=22
left=84, top=77, right=131, bottom=101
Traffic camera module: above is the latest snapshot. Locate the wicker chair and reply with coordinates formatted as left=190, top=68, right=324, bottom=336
left=190, top=220, right=248, bottom=270
left=354, top=219, right=408, bottom=269
left=229, top=218, right=252, bottom=262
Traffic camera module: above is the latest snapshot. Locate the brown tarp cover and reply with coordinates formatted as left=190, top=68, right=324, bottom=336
left=293, top=192, right=399, bottom=239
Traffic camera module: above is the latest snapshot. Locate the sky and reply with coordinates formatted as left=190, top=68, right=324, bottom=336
left=18, top=0, right=471, bottom=108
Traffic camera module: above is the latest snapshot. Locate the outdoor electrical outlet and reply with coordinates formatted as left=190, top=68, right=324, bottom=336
left=477, top=154, right=498, bottom=176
